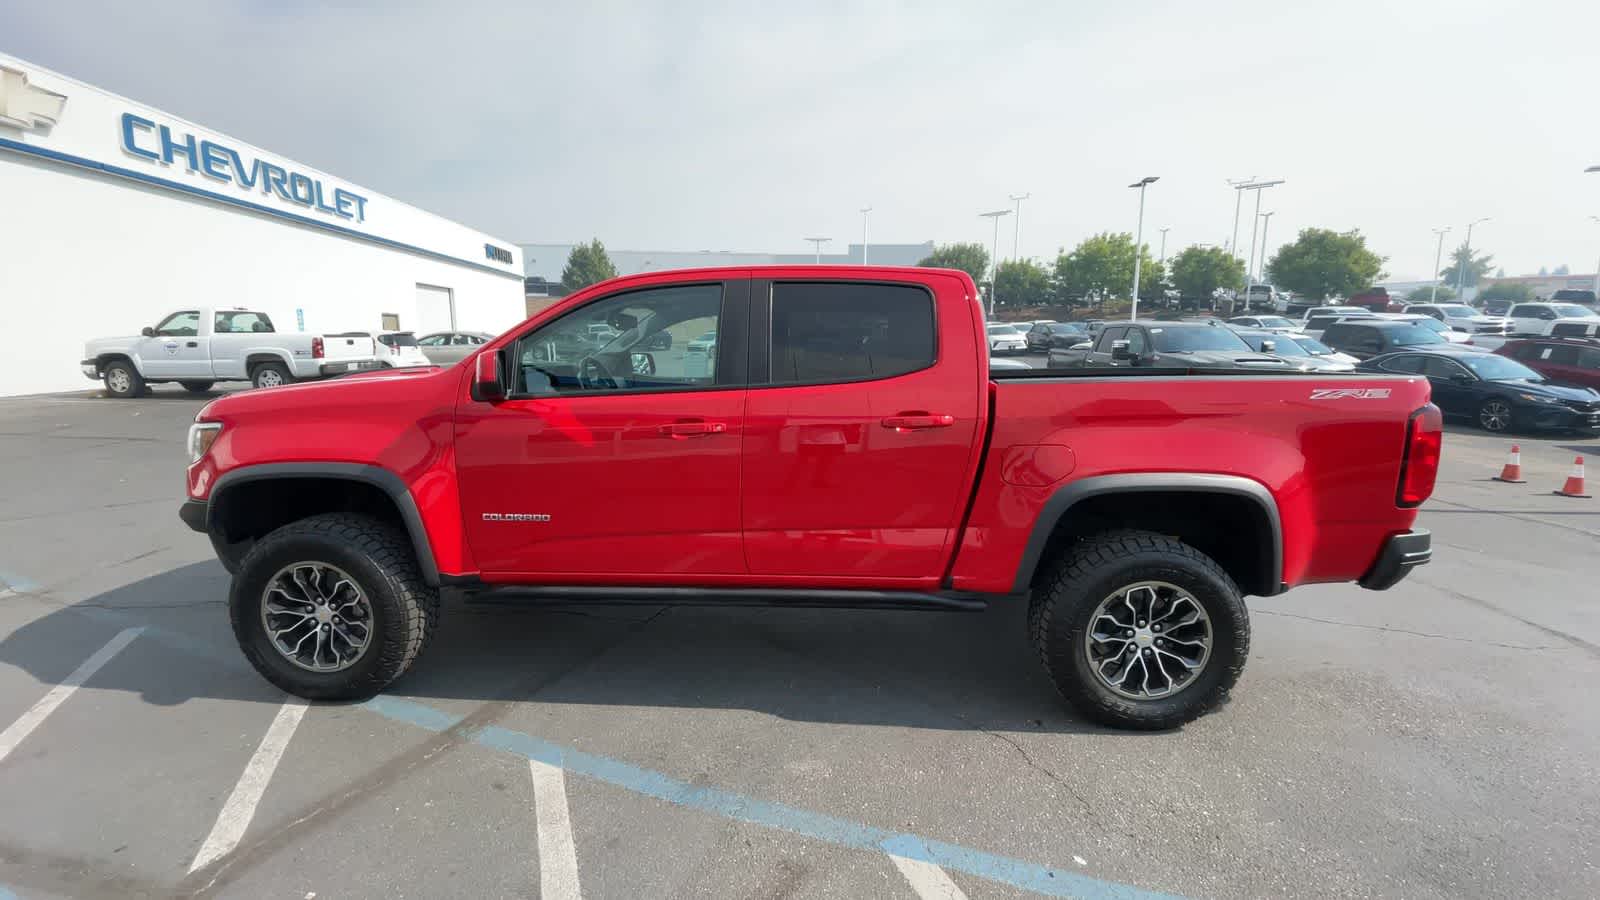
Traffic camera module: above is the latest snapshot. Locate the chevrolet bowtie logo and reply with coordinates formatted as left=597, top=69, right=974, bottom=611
left=0, top=65, right=67, bottom=131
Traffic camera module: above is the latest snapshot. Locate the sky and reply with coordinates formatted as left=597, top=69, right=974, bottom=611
left=5, top=0, right=1600, bottom=280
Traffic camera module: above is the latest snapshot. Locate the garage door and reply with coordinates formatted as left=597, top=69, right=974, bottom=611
left=415, top=284, right=455, bottom=333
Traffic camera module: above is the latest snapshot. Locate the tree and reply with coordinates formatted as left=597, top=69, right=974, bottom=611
left=561, top=238, right=619, bottom=290
left=1406, top=284, right=1456, bottom=303
left=1265, top=228, right=1387, bottom=301
left=992, top=258, right=1052, bottom=309
left=1437, top=243, right=1493, bottom=289
left=1169, top=246, right=1246, bottom=305
left=1051, top=232, right=1162, bottom=306
left=1476, top=282, right=1536, bottom=303
left=1554, top=264, right=1570, bottom=276
left=917, top=242, right=990, bottom=286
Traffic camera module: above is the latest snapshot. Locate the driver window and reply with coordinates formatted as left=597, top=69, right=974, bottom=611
left=1124, top=328, right=1147, bottom=355
left=155, top=311, right=200, bottom=337
left=1420, top=358, right=1468, bottom=379
left=513, top=283, right=724, bottom=396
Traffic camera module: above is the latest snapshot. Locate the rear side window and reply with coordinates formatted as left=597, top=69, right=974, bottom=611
left=1380, top=355, right=1424, bottom=374
left=1580, top=348, right=1600, bottom=368
left=769, top=283, right=934, bottom=384
left=378, top=333, right=419, bottom=348
left=1097, top=326, right=1128, bottom=352
left=1509, top=305, right=1537, bottom=317
left=1545, top=345, right=1582, bottom=365
left=1552, top=323, right=1597, bottom=338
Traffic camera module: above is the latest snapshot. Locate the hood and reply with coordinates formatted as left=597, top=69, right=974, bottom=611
left=1152, top=351, right=1292, bottom=369
left=84, top=334, right=144, bottom=351
left=199, top=365, right=451, bottom=419
left=1495, top=379, right=1600, bottom=403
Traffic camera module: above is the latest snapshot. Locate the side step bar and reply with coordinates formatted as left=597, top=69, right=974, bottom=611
left=460, top=585, right=993, bottom=611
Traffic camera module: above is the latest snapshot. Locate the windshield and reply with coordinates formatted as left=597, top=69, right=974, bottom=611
left=1049, top=323, right=1085, bottom=333
left=1460, top=354, right=1543, bottom=382
left=377, top=333, right=419, bottom=347
left=1241, top=333, right=1308, bottom=356
left=1150, top=327, right=1252, bottom=353
left=1437, top=305, right=1477, bottom=317
left=1552, top=305, right=1598, bottom=319
left=1289, top=336, right=1336, bottom=355
left=987, top=323, right=1020, bottom=334
left=1255, top=316, right=1295, bottom=329
left=1386, top=324, right=1447, bottom=346
left=1409, top=317, right=1449, bottom=334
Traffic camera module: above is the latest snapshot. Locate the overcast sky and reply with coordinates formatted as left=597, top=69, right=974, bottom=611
left=6, top=1, right=1599, bottom=280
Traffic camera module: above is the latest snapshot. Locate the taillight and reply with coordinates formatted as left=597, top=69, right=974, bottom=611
left=1397, top=404, right=1443, bottom=507
left=312, top=336, right=325, bottom=359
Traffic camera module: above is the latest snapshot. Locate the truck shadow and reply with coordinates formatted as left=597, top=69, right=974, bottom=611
left=0, top=561, right=1121, bottom=736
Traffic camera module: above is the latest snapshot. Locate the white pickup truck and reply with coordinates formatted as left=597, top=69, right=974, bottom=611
left=81, top=307, right=381, bottom=397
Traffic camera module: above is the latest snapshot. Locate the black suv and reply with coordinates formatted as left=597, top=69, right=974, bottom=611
left=1319, top=319, right=1464, bottom=360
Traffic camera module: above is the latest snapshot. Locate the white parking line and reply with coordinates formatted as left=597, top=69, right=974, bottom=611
left=0, top=627, right=143, bottom=765
left=888, top=853, right=970, bottom=900
left=529, top=758, right=582, bottom=900
left=190, top=697, right=309, bottom=872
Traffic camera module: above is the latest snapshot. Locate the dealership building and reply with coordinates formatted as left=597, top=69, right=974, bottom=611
left=0, top=53, right=526, bottom=397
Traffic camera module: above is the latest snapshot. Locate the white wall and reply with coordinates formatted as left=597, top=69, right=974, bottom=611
left=0, top=53, right=525, bottom=396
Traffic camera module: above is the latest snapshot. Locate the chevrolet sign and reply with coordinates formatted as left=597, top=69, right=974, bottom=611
left=0, top=65, right=66, bottom=130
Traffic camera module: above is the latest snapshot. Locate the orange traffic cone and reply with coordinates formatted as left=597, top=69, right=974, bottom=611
left=1554, top=456, right=1591, bottom=498
left=1494, top=445, right=1526, bottom=483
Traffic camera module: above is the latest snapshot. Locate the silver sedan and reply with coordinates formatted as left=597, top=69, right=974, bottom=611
left=415, top=331, right=495, bottom=366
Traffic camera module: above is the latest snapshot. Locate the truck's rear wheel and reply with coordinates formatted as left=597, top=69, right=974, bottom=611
left=251, top=362, right=291, bottom=389
left=1029, top=530, right=1249, bottom=730
left=229, top=513, right=438, bottom=700
left=103, top=361, right=146, bottom=398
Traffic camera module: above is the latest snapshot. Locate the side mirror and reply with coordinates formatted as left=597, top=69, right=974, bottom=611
left=471, top=350, right=506, bottom=402
left=141, top=327, right=156, bottom=337
left=1260, top=340, right=1277, bottom=353
left=1111, top=340, right=1135, bottom=361
left=629, top=352, right=656, bottom=375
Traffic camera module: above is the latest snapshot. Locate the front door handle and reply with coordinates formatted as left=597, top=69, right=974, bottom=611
left=186, top=341, right=199, bottom=348
left=658, top=421, right=727, bottom=437
left=881, top=413, right=955, bottom=430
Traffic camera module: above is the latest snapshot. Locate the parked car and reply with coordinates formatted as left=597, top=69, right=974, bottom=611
left=1505, top=302, right=1600, bottom=336
left=1551, top=320, right=1600, bottom=340
left=1047, top=321, right=1292, bottom=370
left=416, top=331, right=495, bottom=366
left=1299, top=305, right=1370, bottom=325
left=986, top=322, right=1028, bottom=354
left=1227, top=315, right=1303, bottom=333
left=82, top=307, right=380, bottom=396
left=1496, top=338, right=1600, bottom=391
left=1377, top=313, right=1474, bottom=344
left=1232, top=329, right=1356, bottom=371
left=178, top=265, right=1436, bottom=731
left=1278, top=333, right=1360, bottom=366
left=1238, top=283, right=1283, bottom=312
left=1303, top=312, right=1377, bottom=340
left=1360, top=348, right=1600, bottom=433
left=1402, top=303, right=1512, bottom=335
left=372, top=332, right=431, bottom=368
left=1346, top=287, right=1396, bottom=312
left=1024, top=322, right=1089, bottom=352
left=1320, top=319, right=1468, bottom=360
left=1549, top=289, right=1599, bottom=305
left=1481, top=298, right=1514, bottom=317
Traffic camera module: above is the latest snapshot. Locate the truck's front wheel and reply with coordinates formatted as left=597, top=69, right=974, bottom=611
left=230, top=513, right=438, bottom=700
left=103, top=361, right=146, bottom=398
left=1030, top=530, right=1249, bottom=730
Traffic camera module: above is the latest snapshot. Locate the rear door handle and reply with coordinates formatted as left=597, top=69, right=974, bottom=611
left=658, top=421, right=727, bottom=437
left=881, top=414, right=955, bottom=430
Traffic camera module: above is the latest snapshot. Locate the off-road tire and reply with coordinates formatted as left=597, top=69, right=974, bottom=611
left=181, top=380, right=215, bottom=393
left=230, top=513, right=438, bottom=700
left=103, top=360, right=146, bottom=398
left=250, top=362, right=292, bottom=389
left=1029, top=529, right=1249, bottom=730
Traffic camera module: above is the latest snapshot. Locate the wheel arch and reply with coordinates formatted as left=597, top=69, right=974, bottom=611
left=245, top=352, right=292, bottom=373
left=1013, top=474, right=1283, bottom=597
left=205, top=463, right=440, bottom=585
left=93, top=352, right=138, bottom=376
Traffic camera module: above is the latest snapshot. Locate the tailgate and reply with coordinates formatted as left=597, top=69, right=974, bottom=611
left=321, top=333, right=375, bottom=362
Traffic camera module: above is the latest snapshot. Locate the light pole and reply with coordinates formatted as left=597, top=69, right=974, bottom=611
left=804, top=236, right=831, bottom=264
left=979, top=209, right=1012, bottom=317
left=1454, top=217, right=1490, bottom=300
left=1128, top=176, right=1159, bottom=321
left=1237, top=179, right=1284, bottom=303
left=1256, top=213, right=1274, bottom=283
left=1590, top=215, right=1600, bottom=300
left=1227, top=176, right=1256, bottom=257
left=859, top=208, right=872, bottom=265
left=1009, top=192, right=1030, bottom=260
left=1429, top=226, right=1452, bottom=302
left=1157, top=226, right=1171, bottom=264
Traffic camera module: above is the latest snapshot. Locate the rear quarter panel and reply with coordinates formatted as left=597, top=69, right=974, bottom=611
left=950, top=374, right=1433, bottom=593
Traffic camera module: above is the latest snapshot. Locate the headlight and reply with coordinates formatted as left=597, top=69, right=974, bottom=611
left=1515, top=393, right=1560, bottom=405
left=187, top=422, right=222, bottom=462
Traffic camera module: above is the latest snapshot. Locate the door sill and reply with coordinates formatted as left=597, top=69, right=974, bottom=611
left=458, top=584, right=991, bottom=611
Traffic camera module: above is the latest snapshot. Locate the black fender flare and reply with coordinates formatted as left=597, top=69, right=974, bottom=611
left=206, top=462, right=440, bottom=586
left=1010, top=473, right=1283, bottom=595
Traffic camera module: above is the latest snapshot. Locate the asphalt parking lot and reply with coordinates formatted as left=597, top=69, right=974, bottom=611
left=1, top=380, right=1598, bottom=899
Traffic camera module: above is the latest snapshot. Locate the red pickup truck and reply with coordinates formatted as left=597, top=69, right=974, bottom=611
left=180, top=266, right=1440, bottom=730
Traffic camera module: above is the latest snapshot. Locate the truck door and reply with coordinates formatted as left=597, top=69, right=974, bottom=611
left=740, top=276, right=982, bottom=581
left=455, top=278, right=750, bottom=576
left=136, top=310, right=211, bottom=379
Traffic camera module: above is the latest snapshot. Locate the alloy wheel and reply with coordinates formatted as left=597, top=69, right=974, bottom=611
left=1083, top=581, right=1213, bottom=700
left=260, top=562, right=374, bottom=672
left=1479, top=400, right=1511, bottom=432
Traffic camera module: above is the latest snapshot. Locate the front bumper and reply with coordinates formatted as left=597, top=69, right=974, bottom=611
left=179, top=498, right=208, bottom=533
left=80, top=359, right=99, bottom=380
left=1358, top=529, right=1431, bottom=590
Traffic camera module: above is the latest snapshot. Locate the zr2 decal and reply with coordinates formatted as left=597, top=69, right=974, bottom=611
left=1309, top=388, right=1392, bottom=400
